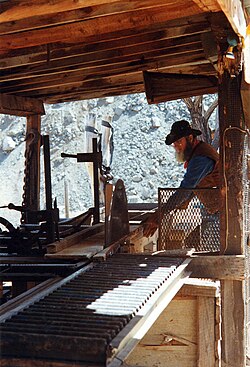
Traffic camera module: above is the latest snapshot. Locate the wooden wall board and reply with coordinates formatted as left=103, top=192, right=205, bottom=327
left=125, top=297, right=198, bottom=367
left=124, top=279, right=220, bottom=367
left=197, top=296, right=216, bottom=367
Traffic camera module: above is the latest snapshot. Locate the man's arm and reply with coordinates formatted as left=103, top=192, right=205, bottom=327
left=180, top=156, right=215, bottom=188
left=164, top=155, right=215, bottom=210
left=143, top=156, right=215, bottom=237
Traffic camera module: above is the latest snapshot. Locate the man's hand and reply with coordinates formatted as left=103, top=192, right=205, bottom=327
left=142, top=211, right=158, bottom=238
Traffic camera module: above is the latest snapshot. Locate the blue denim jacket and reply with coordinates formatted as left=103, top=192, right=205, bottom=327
left=180, top=156, right=215, bottom=188
left=165, top=156, right=215, bottom=213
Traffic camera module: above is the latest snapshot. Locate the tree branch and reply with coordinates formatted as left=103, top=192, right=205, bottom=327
left=204, top=98, right=218, bottom=122
left=182, top=97, right=194, bottom=111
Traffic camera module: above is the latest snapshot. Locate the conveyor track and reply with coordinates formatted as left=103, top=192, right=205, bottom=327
left=0, top=253, right=189, bottom=366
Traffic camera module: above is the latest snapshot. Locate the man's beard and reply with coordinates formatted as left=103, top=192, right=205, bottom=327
left=175, top=139, right=193, bottom=163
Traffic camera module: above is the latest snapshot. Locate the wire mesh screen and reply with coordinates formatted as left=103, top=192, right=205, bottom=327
left=158, top=188, right=220, bottom=252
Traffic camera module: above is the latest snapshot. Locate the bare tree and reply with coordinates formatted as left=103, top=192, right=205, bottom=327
left=182, top=95, right=219, bottom=149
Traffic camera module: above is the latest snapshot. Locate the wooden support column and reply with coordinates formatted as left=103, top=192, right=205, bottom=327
left=197, top=296, right=216, bottom=367
left=23, top=114, right=41, bottom=216
left=218, top=65, right=246, bottom=366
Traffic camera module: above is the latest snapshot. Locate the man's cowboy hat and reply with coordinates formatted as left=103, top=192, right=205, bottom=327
left=165, top=120, right=202, bottom=145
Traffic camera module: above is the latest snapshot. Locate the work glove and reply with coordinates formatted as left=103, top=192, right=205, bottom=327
left=142, top=210, right=159, bottom=238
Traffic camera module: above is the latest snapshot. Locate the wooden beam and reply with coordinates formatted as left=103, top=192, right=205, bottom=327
left=178, top=278, right=219, bottom=298
left=0, top=93, right=45, bottom=117
left=0, top=3, right=204, bottom=52
left=197, top=296, right=216, bottom=367
left=0, top=33, right=202, bottom=80
left=0, top=0, right=212, bottom=35
left=143, top=71, right=218, bottom=104
left=215, top=0, right=247, bottom=37
left=218, top=72, right=246, bottom=255
left=221, top=280, right=245, bottom=366
left=0, top=52, right=210, bottom=102
left=186, top=255, right=245, bottom=280
left=218, top=70, right=246, bottom=367
left=46, top=223, right=104, bottom=253
left=0, top=20, right=211, bottom=69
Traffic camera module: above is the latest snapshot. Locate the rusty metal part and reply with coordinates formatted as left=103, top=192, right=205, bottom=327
left=22, top=129, right=41, bottom=222
left=108, top=179, right=130, bottom=247
left=0, top=253, right=187, bottom=365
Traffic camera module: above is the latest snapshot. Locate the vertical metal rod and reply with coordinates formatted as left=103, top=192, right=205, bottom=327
left=92, top=138, right=100, bottom=224
left=43, top=135, right=53, bottom=210
left=43, top=135, right=55, bottom=243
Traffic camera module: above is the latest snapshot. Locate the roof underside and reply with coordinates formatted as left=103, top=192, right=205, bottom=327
left=0, top=0, right=247, bottom=105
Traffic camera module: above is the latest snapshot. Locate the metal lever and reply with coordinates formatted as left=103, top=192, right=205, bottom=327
left=8, top=203, right=29, bottom=212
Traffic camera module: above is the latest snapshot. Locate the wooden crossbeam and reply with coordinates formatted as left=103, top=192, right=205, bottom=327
left=143, top=71, right=218, bottom=103
left=0, top=19, right=210, bottom=70
left=0, top=0, right=207, bottom=35
left=187, top=255, right=245, bottom=280
left=0, top=34, right=202, bottom=80
left=0, top=3, right=205, bottom=52
left=0, top=93, right=45, bottom=116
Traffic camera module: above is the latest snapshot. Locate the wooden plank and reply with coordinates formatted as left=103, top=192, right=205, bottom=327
left=187, top=255, right=245, bottom=280
left=178, top=278, right=219, bottom=298
left=0, top=3, right=204, bottom=52
left=1, top=52, right=207, bottom=99
left=0, top=20, right=211, bottom=70
left=124, top=297, right=197, bottom=367
left=0, top=37, right=203, bottom=83
left=46, top=223, right=104, bottom=253
left=0, top=0, right=192, bottom=26
left=93, top=225, right=142, bottom=261
left=0, top=93, right=45, bottom=117
left=0, top=0, right=208, bottom=35
left=45, top=242, right=104, bottom=259
left=221, top=280, right=245, bottom=367
left=45, top=232, right=104, bottom=259
left=197, top=296, right=216, bottom=367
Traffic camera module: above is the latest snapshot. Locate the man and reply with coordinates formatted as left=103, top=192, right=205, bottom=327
left=143, top=119, right=222, bottom=238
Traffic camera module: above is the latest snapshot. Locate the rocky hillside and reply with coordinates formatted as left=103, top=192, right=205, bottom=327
left=0, top=93, right=216, bottom=226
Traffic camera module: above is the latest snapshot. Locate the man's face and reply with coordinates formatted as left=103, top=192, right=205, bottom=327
left=172, top=135, right=193, bottom=163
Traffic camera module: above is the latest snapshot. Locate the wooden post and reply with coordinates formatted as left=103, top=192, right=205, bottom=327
left=197, top=296, right=216, bottom=367
left=23, top=114, right=41, bottom=216
left=218, top=66, right=246, bottom=366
